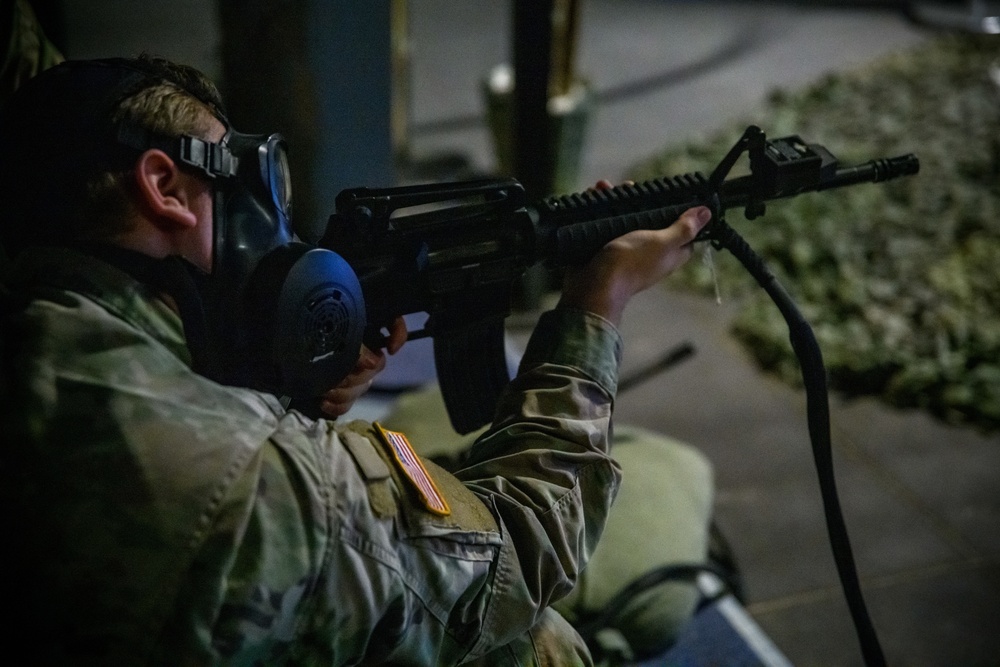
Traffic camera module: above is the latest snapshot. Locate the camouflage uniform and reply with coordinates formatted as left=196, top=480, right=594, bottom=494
left=1, top=0, right=64, bottom=105
left=2, top=246, right=624, bottom=665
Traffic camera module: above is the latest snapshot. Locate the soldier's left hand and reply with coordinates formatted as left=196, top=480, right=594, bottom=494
left=319, top=316, right=407, bottom=418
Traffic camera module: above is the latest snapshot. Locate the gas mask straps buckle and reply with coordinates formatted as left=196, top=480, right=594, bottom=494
left=179, top=135, right=239, bottom=179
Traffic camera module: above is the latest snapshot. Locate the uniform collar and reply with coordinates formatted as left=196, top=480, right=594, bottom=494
left=3, top=245, right=195, bottom=367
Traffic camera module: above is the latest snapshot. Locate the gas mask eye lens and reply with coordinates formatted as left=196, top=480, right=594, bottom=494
left=263, top=134, right=292, bottom=220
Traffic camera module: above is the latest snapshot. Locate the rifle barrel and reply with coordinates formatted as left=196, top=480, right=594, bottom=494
left=718, top=153, right=919, bottom=210
left=819, top=154, right=920, bottom=190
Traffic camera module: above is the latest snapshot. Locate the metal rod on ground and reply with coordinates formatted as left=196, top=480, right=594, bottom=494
left=618, top=342, right=697, bottom=394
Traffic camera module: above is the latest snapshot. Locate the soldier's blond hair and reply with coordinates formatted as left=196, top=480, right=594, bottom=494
left=82, top=60, right=222, bottom=242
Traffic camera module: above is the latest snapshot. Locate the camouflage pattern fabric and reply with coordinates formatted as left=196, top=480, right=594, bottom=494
left=1, top=246, right=623, bottom=665
left=1, top=0, right=63, bottom=271
left=382, top=388, right=714, bottom=660
left=1, top=0, right=64, bottom=106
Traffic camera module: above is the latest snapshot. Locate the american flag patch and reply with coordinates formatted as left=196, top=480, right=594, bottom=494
left=374, top=423, right=451, bottom=516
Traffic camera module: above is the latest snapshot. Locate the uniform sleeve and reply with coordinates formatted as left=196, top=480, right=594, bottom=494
left=451, top=306, right=625, bottom=656
left=195, top=307, right=624, bottom=665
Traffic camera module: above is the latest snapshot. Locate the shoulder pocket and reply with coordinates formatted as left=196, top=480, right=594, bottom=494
left=342, top=420, right=499, bottom=538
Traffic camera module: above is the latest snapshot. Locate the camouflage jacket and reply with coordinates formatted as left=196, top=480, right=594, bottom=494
left=1, top=247, right=624, bottom=665
left=2, top=0, right=65, bottom=106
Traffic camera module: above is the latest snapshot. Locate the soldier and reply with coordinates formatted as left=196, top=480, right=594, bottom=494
left=0, top=55, right=710, bottom=664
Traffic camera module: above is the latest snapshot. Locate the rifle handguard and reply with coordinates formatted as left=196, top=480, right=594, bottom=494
left=551, top=204, right=691, bottom=265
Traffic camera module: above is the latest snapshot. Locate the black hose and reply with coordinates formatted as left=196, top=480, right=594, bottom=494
left=712, top=219, right=887, bottom=667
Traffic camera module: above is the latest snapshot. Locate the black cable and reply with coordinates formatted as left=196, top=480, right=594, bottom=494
left=594, top=20, right=766, bottom=106
left=712, top=219, right=887, bottom=667
left=408, top=22, right=768, bottom=137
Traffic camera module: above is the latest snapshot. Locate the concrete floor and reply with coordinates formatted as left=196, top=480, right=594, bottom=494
left=58, top=1, right=1000, bottom=665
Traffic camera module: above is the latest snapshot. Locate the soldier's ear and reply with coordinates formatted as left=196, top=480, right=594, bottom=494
left=132, top=149, right=199, bottom=231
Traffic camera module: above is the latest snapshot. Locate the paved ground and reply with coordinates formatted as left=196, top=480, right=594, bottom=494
left=60, top=1, right=1000, bottom=664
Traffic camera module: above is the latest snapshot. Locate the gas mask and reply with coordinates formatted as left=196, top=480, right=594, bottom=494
left=114, top=123, right=368, bottom=400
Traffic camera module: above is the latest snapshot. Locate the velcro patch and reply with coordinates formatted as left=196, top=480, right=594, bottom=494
left=341, top=429, right=396, bottom=519
left=374, top=422, right=451, bottom=516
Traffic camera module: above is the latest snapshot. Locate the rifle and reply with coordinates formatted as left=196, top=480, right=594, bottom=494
left=320, top=125, right=918, bottom=436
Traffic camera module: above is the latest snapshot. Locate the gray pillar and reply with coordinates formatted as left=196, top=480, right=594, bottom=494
left=219, top=0, right=394, bottom=241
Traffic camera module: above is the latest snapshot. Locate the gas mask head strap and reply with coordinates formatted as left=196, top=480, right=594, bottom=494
left=114, top=123, right=239, bottom=180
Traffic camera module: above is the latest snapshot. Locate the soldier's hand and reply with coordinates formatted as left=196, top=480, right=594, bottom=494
left=319, top=316, right=407, bottom=418
left=558, top=200, right=711, bottom=326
